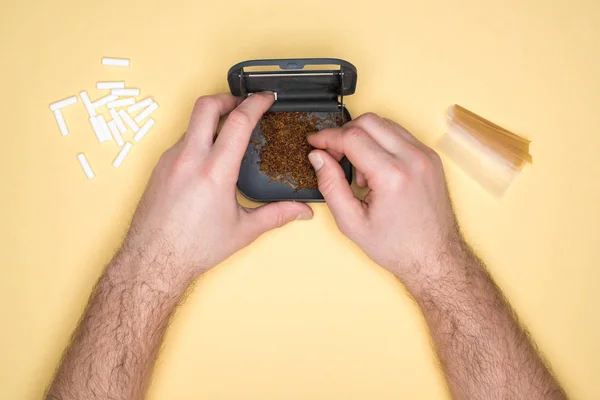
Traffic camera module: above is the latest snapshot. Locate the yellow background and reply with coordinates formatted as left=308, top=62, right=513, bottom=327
left=1, top=0, right=599, bottom=398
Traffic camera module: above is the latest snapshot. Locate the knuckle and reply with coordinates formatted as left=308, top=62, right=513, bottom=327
left=197, top=163, right=212, bottom=181
left=411, top=151, right=434, bottom=174
left=317, top=167, right=345, bottom=197
left=170, top=150, right=195, bottom=176
left=387, top=166, right=410, bottom=191
left=344, top=126, right=368, bottom=144
left=275, top=212, right=288, bottom=228
left=357, top=112, right=380, bottom=125
left=227, top=109, right=251, bottom=129
left=193, top=96, right=216, bottom=112
left=197, top=159, right=221, bottom=184
left=318, top=175, right=338, bottom=197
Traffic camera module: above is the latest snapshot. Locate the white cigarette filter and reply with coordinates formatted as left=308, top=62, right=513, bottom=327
left=134, top=102, right=159, bottom=124
left=133, top=118, right=155, bottom=142
left=97, top=81, right=125, bottom=90
left=80, top=91, right=96, bottom=117
left=109, top=108, right=127, bottom=134
left=118, top=109, right=139, bottom=133
left=111, top=88, right=140, bottom=97
left=50, top=96, right=77, bottom=111
left=53, top=109, right=69, bottom=136
left=102, top=57, right=130, bottom=67
left=113, top=142, right=133, bottom=168
left=77, top=153, right=95, bottom=179
left=90, top=117, right=104, bottom=142
left=94, top=115, right=112, bottom=143
left=108, top=120, right=125, bottom=147
left=127, top=97, right=153, bottom=113
left=92, top=94, right=118, bottom=109
left=108, top=98, right=136, bottom=109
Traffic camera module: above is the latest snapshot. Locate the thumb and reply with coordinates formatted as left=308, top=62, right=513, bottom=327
left=245, top=201, right=313, bottom=237
left=308, top=150, right=364, bottom=228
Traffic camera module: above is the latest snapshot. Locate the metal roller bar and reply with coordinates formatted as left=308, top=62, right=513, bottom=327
left=243, top=72, right=340, bottom=78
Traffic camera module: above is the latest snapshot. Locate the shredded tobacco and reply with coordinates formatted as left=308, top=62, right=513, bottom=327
left=257, top=112, right=341, bottom=190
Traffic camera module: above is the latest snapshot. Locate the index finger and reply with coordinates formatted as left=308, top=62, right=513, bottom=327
left=346, top=113, right=432, bottom=157
left=209, top=92, right=275, bottom=178
left=307, top=126, right=396, bottom=187
left=186, top=93, right=241, bottom=152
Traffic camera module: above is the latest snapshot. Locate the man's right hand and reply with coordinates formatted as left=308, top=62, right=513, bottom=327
left=307, top=113, right=460, bottom=291
left=309, top=113, right=567, bottom=399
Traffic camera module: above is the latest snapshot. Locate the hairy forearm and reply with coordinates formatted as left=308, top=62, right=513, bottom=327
left=46, top=244, right=194, bottom=400
left=407, top=240, right=566, bottom=400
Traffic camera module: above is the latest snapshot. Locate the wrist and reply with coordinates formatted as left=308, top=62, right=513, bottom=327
left=107, top=241, right=198, bottom=297
left=123, top=224, right=216, bottom=275
left=395, top=238, right=478, bottom=301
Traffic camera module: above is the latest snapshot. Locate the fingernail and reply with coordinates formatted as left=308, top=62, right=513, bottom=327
left=261, top=91, right=275, bottom=99
left=296, top=210, right=313, bottom=220
left=308, top=152, right=323, bottom=171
